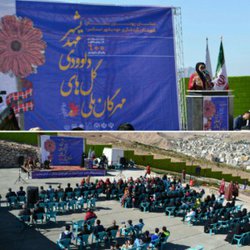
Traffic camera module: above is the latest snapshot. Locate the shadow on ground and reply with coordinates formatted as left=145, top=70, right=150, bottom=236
left=0, top=207, right=58, bottom=250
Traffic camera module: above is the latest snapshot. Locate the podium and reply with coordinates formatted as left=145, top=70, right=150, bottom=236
left=186, top=90, right=234, bottom=130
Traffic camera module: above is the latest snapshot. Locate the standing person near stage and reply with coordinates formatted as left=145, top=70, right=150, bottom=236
left=225, top=181, right=233, bottom=201
left=144, top=165, right=151, bottom=178
left=219, top=178, right=226, bottom=195
left=232, top=182, right=239, bottom=200
left=182, top=169, right=186, bottom=183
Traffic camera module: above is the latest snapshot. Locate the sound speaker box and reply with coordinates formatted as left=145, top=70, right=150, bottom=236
left=27, top=186, right=39, bottom=205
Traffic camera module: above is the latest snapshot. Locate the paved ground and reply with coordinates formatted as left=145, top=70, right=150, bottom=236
left=0, top=168, right=249, bottom=250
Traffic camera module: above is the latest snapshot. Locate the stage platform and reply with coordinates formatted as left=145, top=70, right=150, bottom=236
left=31, top=166, right=107, bottom=179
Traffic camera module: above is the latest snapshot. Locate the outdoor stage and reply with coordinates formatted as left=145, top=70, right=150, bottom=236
left=31, top=166, right=107, bottom=179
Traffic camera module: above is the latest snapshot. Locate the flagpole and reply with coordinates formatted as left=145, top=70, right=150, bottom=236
left=205, top=37, right=213, bottom=78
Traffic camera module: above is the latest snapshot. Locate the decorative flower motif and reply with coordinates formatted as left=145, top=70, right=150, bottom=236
left=203, top=100, right=216, bottom=118
left=0, top=15, right=46, bottom=78
left=44, top=139, right=56, bottom=153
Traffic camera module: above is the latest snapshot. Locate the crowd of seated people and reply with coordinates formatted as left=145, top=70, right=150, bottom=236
left=57, top=217, right=170, bottom=250
left=5, top=174, right=250, bottom=247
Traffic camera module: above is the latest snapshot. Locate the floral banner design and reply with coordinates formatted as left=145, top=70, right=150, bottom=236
left=44, top=139, right=56, bottom=161
left=203, top=97, right=229, bottom=130
left=40, top=135, right=84, bottom=166
left=0, top=15, right=46, bottom=117
left=0, top=15, right=46, bottom=78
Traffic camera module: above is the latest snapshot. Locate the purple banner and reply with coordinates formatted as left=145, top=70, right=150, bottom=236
left=32, top=169, right=106, bottom=179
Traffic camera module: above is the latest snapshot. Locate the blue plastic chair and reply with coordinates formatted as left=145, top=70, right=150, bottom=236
left=66, top=192, right=73, bottom=200
left=165, top=206, right=176, bottom=218
left=8, top=196, right=18, bottom=208
left=86, top=218, right=96, bottom=231
left=140, top=202, right=150, bottom=212
left=67, top=200, right=76, bottom=211
left=48, top=192, right=55, bottom=201
left=158, top=235, right=170, bottom=250
left=34, top=213, right=44, bottom=224
left=76, top=198, right=86, bottom=210
left=149, top=237, right=161, bottom=250
left=57, top=238, right=71, bottom=249
left=56, top=191, right=64, bottom=201
left=87, top=197, right=96, bottom=209
left=134, top=223, right=144, bottom=237
left=46, top=202, right=55, bottom=212
left=120, top=226, right=134, bottom=240
left=72, top=220, right=85, bottom=234
left=209, top=222, right=219, bottom=235
left=76, top=234, right=90, bottom=250
left=46, top=211, right=57, bottom=222
left=39, top=193, right=47, bottom=201
left=18, top=196, right=27, bottom=205
left=56, top=201, right=66, bottom=213
left=232, top=232, right=250, bottom=247
left=108, top=229, right=118, bottom=244
left=92, top=231, right=107, bottom=248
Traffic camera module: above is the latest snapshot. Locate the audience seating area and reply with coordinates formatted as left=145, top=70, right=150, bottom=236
left=4, top=174, right=250, bottom=249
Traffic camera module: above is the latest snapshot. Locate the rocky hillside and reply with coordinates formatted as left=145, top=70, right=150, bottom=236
left=0, top=140, right=39, bottom=168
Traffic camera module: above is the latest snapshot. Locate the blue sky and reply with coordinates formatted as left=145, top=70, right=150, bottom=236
left=1, top=0, right=250, bottom=76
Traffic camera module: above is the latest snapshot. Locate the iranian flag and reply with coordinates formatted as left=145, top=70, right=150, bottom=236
left=213, top=40, right=229, bottom=90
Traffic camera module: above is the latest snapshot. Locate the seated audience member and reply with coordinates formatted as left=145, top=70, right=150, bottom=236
left=121, top=239, right=134, bottom=249
left=234, top=110, right=250, bottom=130
left=160, top=226, right=170, bottom=241
left=134, top=218, right=144, bottom=234
left=77, top=224, right=91, bottom=237
left=58, top=225, right=74, bottom=248
left=17, top=186, right=26, bottom=197
left=183, top=208, right=196, bottom=222
left=32, top=202, right=45, bottom=222
left=225, top=223, right=243, bottom=243
left=47, top=185, right=55, bottom=197
left=65, top=183, right=73, bottom=193
left=106, top=220, right=119, bottom=237
left=40, top=186, right=47, bottom=195
left=93, top=219, right=105, bottom=239
left=141, top=230, right=151, bottom=244
left=151, top=227, right=160, bottom=242
left=6, top=188, right=17, bottom=202
left=121, top=219, right=134, bottom=236
left=74, top=183, right=81, bottom=193
left=133, top=236, right=144, bottom=248
left=84, top=208, right=97, bottom=221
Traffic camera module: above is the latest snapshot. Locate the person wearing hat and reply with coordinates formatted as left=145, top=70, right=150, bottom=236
left=233, top=110, right=250, bottom=130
